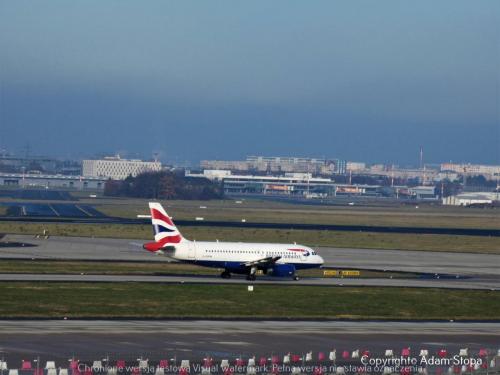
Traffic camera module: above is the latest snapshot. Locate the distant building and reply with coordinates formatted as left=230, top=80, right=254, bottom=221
left=346, top=162, right=366, bottom=172
left=441, top=163, right=500, bottom=180
left=186, top=170, right=436, bottom=201
left=82, top=156, right=162, bottom=180
left=407, top=186, right=437, bottom=200
left=196, top=169, right=232, bottom=181
left=201, top=156, right=347, bottom=175
left=0, top=173, right=106, bottom=190
left=0, top=155, right=58, bottom=173
left=442, top=192, right=499, bottom=206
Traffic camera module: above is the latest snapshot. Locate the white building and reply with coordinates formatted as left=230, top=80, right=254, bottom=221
left=442, top=192, right=499, bottom=206
left=346, top=162, right=366, bottom=172
left=82, top=156, right=162, bottom=180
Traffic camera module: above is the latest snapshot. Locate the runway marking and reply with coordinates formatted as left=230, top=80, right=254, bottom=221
left=48, top=204, right=60, bottom=217
left=75, top=205, right=93, bottom=217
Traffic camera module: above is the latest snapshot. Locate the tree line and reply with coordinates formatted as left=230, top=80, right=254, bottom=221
left=104, top=171, right=222, bottom=200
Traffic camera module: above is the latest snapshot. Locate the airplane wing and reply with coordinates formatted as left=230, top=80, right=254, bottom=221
left=241, top=256, right=281, bottom=268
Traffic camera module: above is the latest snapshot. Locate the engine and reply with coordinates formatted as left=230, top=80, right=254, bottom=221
left=270, top=264, right=296, bottom=277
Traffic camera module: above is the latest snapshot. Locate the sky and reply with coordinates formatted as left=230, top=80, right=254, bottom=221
left=0, top=1, right=499, bottom=166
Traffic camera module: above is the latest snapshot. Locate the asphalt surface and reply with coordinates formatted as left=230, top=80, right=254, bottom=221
left=0, top=320, right=499, bottom=363
left=1, top=235, right=500, bottom=289
left=1, top=234, right=499, bottom=276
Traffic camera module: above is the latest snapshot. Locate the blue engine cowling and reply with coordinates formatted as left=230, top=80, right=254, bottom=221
left=270, top=264, right=296, bottom=277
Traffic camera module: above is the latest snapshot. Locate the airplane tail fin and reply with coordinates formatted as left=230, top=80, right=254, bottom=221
left=143, top=202, right=186, bottom=252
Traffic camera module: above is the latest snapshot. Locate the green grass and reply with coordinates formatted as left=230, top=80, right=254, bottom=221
left=1, top=221, right=499, bottom=253
left=0, top=283, right=498, bottom=319
left=0, top=260, right=409, bottom=278
left=2, top=195, right=498, bottom=229
left=0, top=260, right=215, bottom=275
left=93, top=198, right=500, bottom=230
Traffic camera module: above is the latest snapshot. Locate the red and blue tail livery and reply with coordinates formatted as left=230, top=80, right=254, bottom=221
left=143, top=202, right=184, bottom=252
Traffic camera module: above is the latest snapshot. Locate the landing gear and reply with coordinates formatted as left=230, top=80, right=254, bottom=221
left=246, top=274, right=257, bottom=281
left=221, top=270, right=231, bottom=279
left=293, top=275, right=300, bottom=281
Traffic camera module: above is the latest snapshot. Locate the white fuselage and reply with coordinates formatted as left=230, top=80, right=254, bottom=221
left=167, top=240, right=324, bottom=270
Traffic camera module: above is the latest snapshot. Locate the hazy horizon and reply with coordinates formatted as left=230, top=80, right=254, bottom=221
left=0, top=1, right=499, bottom=166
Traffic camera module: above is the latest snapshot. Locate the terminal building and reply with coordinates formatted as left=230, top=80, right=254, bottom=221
left=82, top=156, right=162, bottom=180
left=187, top=170, right=437, bottom=201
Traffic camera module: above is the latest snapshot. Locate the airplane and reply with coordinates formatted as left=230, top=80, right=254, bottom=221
left=143, top=202, right=324, bottom=280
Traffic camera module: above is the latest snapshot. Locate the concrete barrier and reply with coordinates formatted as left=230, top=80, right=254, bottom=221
left=21, top=362, right=32, bottom=370
left=419, top=350, right=429, bottom=357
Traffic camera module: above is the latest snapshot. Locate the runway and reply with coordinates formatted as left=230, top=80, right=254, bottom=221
left=1, top=236, right=500, bottom=363
left=0, top=273, right=499, bottom=290
left=0, top=320, right=499, bottom=363
left=1, top=234, right=500, bottom=276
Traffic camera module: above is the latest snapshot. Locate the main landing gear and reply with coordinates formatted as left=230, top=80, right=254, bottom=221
left=220, top=270, right=231, bottom=279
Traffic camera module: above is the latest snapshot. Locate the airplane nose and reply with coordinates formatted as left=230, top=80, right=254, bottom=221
left=318, top=255, right=324, bottom=265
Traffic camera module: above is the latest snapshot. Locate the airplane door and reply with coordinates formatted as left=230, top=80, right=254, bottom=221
left=187, top=242, right=196, bottom=259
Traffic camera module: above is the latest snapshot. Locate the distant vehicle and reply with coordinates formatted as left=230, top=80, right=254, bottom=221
left=143, top=202, right=324, bottom=280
